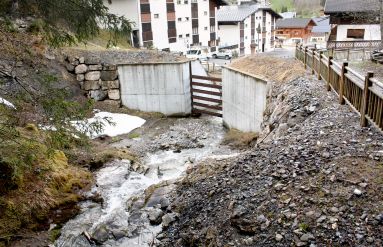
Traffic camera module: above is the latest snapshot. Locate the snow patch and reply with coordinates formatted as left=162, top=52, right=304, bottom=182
left=77, top=111, right=146, bottom=139
left=0, top=97, right=15, bottom=109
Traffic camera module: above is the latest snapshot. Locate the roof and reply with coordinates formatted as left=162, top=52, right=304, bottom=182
left=217, top=5, right=259, bottom=22
left=324, top=0, right=380, bottom=14
left=312, top=16, right=330, bottom=33
left=280, top=12, right=297, bottom=19
left=276, top=18, right=314, bottom=29
left=217, top=4, right=281, bottom=23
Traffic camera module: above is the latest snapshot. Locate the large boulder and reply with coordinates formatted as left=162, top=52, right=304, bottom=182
left=85, top=71, right=101, bottom=81
left=75, top=64, right=87, bottom=74
left=89, top=90, right=107, bottom=101
left=83, top=80, right=100, bottom=90
left=101, top=70, right=118, bottom=81
left=108, top=89, right=120, bottom=100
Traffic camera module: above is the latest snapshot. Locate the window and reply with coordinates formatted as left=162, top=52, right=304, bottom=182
left=210, top=25, right=215, bottom=32
left=178, top=18, right=182, bottom=21
left=185, top=17, right=190, bottom=21
left=154, top=14, right=159, bottom=18
left=192, top=27, right=198, bottom=34
left=186, top=34, right=190, bottom=37
left=177, top=0, right=181, bottom=3
left=179, top=34, right=183, bottom=38
left=245, top=24, right=248, bottom=28
left=347, top=29, right=365, bottom=39
left=204, top=11, right=208, bottom=16
left=245, top=36, right=247, bottom=39
left=204, top=26, right=208, bottom=30
left=184, top=0, right=188, bottom=4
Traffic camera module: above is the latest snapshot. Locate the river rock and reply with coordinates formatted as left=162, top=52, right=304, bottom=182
left=75, top=64, right=87, bottom=74
left=60, top=234, right=92, bottom=247
left=83, top=80, right=100, bottom=90
left=92, top=224, right=109, bottom=244
left=108, top=89, right=120, bottom=100
left=148, top=207, right=164, bottom=225
left=101, top=70, right=118, bottom=81
left=85, top=71, right=101, bottom=81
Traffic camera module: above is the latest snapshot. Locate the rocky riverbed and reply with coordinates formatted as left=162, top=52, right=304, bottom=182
left=55, top=117, right=237, bottom=247
left=158, top=73, right=383, bottom=246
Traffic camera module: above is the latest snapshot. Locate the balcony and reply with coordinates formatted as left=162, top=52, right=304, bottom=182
left=327, top=40, right=381, bottom=49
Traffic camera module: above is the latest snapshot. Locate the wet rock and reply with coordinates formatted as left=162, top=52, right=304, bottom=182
left=61, top=234, right=92, bottom=247
left=91, top=224, right=109, bottom=244
left=148, top=207, right=164, bottom=225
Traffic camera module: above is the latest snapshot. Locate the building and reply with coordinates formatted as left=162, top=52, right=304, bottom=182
left=216, top=3, right=281, bottom=56
left=310, top=16, right=331, bottom=47
left=324, top=0, right=381, bottom=49
left=275, top=18, right=317, bottom=45
left=103, top=0, right=227, bottom=53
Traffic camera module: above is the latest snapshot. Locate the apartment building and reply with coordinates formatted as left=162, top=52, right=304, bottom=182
left=104, top=0, right=227, bottom=53
left=217, top=3, right=281, bottom=56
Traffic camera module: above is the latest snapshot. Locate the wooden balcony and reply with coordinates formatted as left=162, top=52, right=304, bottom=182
left=327, top=40, right=381, bottom=49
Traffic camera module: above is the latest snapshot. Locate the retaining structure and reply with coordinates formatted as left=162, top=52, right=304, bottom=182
left=222, top=66, right=269, bottom=132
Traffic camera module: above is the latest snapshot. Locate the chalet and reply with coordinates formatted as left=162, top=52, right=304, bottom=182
left=217, top=2, right=281, bottom=55
left=103, top=0, right=227, bottom=53
left=310, top=16, right=331, bottom=46
left=324, top=0, right=382, bottom=49
left=275, top=18, right=316, bottom=45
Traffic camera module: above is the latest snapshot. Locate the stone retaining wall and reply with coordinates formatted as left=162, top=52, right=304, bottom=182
left=66, top=56, right=121, bottom=105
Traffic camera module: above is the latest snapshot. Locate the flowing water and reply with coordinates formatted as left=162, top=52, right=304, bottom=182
left=56, top=117, right=237, bottom=247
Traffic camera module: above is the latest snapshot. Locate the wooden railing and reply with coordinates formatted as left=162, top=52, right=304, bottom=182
left=296, top=44, right=383, bottom=131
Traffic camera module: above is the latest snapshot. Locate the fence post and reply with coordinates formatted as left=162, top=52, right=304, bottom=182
left=304, top=47, right=307, bottom=69
left=360, top=72, right=374, bottom=127
left=318, top=51, right=323, bottom=80
left=339, top=61, right=348, bottom=105
left=312, top=48, right=316, bottom=75
left=327, top=56, right=333, bottom=91
left=347, top=49, right=350, bottom=61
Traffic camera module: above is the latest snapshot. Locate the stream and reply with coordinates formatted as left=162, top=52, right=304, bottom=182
left=55, top=116, right=236, bottom=247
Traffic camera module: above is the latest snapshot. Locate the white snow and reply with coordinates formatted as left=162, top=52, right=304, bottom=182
left=0, top=97, right=15, bottom=109
left=75, top=111, right=146, bottom=139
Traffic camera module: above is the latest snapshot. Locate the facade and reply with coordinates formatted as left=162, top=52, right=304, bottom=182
left=275, top=18, right=316, bottom=45
left=217, top=3, right=281, bottom=56
left=104, top=0, right=227, bottom=53
left=324, top=0, right=381, bottom=48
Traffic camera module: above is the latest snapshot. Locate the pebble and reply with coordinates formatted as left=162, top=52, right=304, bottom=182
left=275, top=233, right=283, bottom=242
left=353, top=189, right=363, bottom=196
left=300, top=233, right=315, bottom=242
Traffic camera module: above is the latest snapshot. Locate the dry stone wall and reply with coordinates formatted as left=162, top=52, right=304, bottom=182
left=66, top=55, right=121, bottom=106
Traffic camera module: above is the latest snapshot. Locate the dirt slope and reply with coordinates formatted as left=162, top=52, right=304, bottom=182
left=158, top=62, right=383, bottom=246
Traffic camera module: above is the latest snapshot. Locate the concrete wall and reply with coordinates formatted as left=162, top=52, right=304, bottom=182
left=118, top=60, right=206, bottom=116
left=222, top=67, right=269, bottom=132
left=336, top=24, right=381, bottom=41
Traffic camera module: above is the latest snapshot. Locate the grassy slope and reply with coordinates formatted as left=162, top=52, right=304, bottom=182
left=270, top=0, right=294, bottom=12
left=270, top=0, right=322, bottom=18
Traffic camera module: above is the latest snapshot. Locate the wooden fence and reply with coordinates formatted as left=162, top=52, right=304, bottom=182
left=295, top=44, right=383, bottom=131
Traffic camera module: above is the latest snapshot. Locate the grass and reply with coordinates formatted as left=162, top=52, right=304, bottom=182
left=70, top=29, right=132, bottom=50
